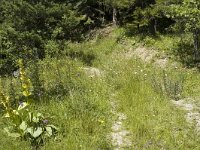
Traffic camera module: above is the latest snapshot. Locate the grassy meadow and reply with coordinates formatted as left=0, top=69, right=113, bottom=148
left=1, top=27, right=200, bottom=150
left=107, top=58, right=200, bottom=149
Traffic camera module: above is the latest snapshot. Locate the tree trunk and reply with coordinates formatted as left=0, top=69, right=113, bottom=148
left=149, top=18, right=156, bottom=35
left=113, top=7, right=117, bottom=26
left=102, top=15, right=105, bottom=24
left=137, top=24, right=140, bottom=32
left=193, top=29, right=199, bottom=62
left=154, top=19, right=157, bottom=33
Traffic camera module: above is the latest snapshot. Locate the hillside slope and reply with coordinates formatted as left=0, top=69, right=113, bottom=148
left=1, top=26, right=200, bottom=150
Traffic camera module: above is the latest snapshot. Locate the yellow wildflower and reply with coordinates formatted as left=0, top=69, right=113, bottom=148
left=22, top=84, right=27, bottom=89
left=22, top=91, right=31, bottom=97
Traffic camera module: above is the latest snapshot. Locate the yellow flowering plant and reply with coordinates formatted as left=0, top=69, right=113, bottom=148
left=0, top=59, right=58, bottom=150
left=18, top=59, right=32, bottom=99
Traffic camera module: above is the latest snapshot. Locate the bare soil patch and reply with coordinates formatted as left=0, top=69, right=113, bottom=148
left=110, top=95, right=132, bottom=150
left=83, top=67, right=104, bottom=77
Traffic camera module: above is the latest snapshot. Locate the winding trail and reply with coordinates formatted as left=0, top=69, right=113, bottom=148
left=83, top=67, right=132, bottom=149
left=83, top=45, right=200, bottom=149
left=110, top=94, right=132, bottom=150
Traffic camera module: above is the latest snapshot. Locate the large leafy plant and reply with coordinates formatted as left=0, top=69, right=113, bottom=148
left=0, top=59, right=58, bottom=149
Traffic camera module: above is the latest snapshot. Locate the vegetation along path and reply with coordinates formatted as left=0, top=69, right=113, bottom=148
left=83, top=65, right=132, bottom=149
left=1, top=0, right=200, bottom=149
left=84, top=33, right=200, bottom=149
left=130, top=45, right=200, bottom=134
left=95, top=30, right=200, bottom=149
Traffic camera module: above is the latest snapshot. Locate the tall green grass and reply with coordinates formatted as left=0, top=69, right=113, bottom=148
left=105, top=56, right=200, bottom=149
left=1, top=26, right=200, bottom=150
left=0, top=56, right=112, bottom=149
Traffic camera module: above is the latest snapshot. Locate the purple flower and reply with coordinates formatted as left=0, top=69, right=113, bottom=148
left=43, top=119, right=49, bottom=124
left=19, top=101, right=24, bottom=107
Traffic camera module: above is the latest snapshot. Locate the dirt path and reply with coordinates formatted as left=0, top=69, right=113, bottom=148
left=172, top=99, right=200, bottom=133
left=110, top=94, right=132, bottom=150
left=84, top=45, right=200, bottom=148
left=124, top=46, right=177, bottom=69
left=83, top=67, right=104, bottom=77
left=83, top=67, right=132, bottom=149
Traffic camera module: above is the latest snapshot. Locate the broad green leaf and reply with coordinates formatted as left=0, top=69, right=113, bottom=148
left=47, top=124, right=59, bottom=131
left=27, top=127, right=34, bottom=136
left=19, top=121, right=27, bottom=131
left=45, top=127, right=52, bottom=137
left=33, top=127, right=43, bottom=138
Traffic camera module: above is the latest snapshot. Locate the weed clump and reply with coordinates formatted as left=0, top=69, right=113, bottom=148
left=151, top=70, right=185, bottom=100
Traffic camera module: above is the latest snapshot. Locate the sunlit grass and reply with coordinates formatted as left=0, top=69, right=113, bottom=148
left=105, top=56, right=200, bottom=149
left=1, top=27, right=200, bottom=150
left=0, top=56, right=112, bottom=150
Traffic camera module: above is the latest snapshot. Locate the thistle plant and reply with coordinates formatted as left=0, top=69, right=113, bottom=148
left=151, top=71, right=184, bottom=100
left=0, top=59, right=58, bottom=150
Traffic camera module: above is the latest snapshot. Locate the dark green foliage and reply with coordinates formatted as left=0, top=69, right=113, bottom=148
left=0, top=0, right=83, bottom=74
left=0, top=0, right=200, bottom=75
left=168, top=0, right=200, bottom=63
